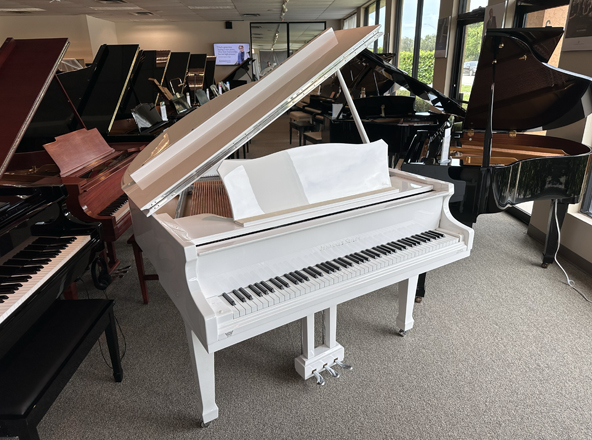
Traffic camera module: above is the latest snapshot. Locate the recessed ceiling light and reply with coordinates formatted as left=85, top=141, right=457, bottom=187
left=243, top=13, right=260, bottom=17
left=132, top=11, right=153, bottom=15
left=188, top=5, right=235, bottom=9
left=90, top=5, right=141, bottom=9
left=0, top=8, right=45, bottom=12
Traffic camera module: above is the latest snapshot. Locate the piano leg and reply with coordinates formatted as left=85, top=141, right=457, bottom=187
left=104, top=242, right=121, bottom=274
left=414, top=273, right=426, bottom=303
left=397, top=276, right=418, bottom=336
left=542, top=199, right=569, bottom=268
left=185, top=323, right=218, bottom=426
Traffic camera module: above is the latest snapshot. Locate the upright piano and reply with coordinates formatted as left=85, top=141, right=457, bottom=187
left=0, top=38, right=102, bottom=357
left=402, top=27, right=592, bottom=268
left=122, top=26, right=474, bottom=425
left=0, top=38, right=142, bottom=273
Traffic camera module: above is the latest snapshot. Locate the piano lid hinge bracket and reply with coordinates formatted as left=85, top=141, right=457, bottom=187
left=509, top=130, right=517, bottom=138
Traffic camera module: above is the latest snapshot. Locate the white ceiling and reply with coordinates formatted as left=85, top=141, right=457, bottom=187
left=0, top=0, right=365, bottom=22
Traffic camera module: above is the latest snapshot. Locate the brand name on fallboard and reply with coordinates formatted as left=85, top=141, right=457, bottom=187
left=319, top=237, right=361, bottom=250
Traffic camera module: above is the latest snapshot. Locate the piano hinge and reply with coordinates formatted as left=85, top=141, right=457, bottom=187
left=509, top=130, right=517, bottom=138
left=467, top=129, right=474, bottom=137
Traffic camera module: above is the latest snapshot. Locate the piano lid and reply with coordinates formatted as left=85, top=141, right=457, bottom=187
left=123, top=26, right=381, bottom=216
left=465, top=27, right=592, bottom=132
left=0, top=38, right=69, bottom=179
left=342, top=49, right=466, bottom=117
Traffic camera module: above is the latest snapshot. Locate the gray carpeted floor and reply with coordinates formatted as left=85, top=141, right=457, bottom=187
left=26, top=115, right=592, bottom=440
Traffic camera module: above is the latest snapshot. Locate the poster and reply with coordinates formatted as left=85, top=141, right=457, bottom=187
left=435, top=17, right=450, bottom=58
left=564, top=0, right=592, bottom=51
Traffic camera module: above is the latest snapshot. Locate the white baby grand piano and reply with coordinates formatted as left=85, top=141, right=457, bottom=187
left=122, top=26, right=474, bottom=426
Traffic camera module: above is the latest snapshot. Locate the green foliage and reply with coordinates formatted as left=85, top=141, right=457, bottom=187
left=420, top=34, right=436, bottom=51
left=464, top=22, right=483, bottom=61
left=398, top=49, right=435, bottom=84
left=400, top=37, right=414, bottom=52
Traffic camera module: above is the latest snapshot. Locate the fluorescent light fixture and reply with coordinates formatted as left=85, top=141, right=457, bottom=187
left=90, top=5, right=141, bottom=10
left=0, top=8, right=45, bottom=12
left=188, top=5, right=234, bottom=9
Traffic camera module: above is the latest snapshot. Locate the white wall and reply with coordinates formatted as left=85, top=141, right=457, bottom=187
left=0, top=15, right=93, bottom=61
left=87, top=16, right=118, bottom=58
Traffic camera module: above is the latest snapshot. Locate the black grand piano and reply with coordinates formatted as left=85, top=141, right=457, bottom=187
left=402, top=27, right=592, bottom=277
left=304, top=49, right=466, bottom=167
left=0, top=37, right=103, bottom=357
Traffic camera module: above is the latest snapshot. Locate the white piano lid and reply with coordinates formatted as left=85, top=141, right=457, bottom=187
left=122, top=26, right=381, bottom=216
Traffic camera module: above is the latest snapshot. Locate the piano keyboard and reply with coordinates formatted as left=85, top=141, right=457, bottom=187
left=208, top=229, right=460, bottom=324
left=0, top=235, right=91, bottom=325
left=99, top=194, right=130, bottom=222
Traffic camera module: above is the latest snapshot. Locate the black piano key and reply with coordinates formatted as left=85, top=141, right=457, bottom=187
left=222, top=292, right=236, bottom=306
left=398, top=239, right=416, bottom=247
left=0, top=299, right=4, bottom=303
left=344, top=255, right=362, bottom=264
left=289, top=271, right=304, bottom=283
left=361, top=250, right=378, bottom=259
left=420, top=231, right=438, bottom=240
left=4, top=258, right=52, bottom=266
left=415, top=233, right=432, bottom=242
left=336, top=257, right=353, bottom=267
left=353, top=252, right=369, bottom=262
left=411, top=235, right=429, bottom=243
left=0, top=295, right=9, bottom=300
left=238, top=288, right=253, bottom=300
left=259, top=281, right=274, bottom=292
left=254, top=282, right=269, bottom=294
left=33, top=237, right=75, bottom=245
left=373, top=246, right=390, bottom=255
left=25, top=244, right=68, bottom=251
left=0, top=266, right=42, bottom=276
left=0, top=288, right=17, bottom=294
left=0, top=275, right=31, bottom=284
left=284, top=273, right=299, bottom=284
left=389, top=241, right=406, bottom=250
left=274, top=276, right=290, bottom=288
left=406, top=237, right=422, bottom=245
left=294, top=270, right=310, bottom=281
left=334, top=259, right=349, bottom=269
left=324, top=261, right=341, bottom=271
left=428, top=230, right=444, bottom=238
left=316, top=264, right=332, bottom=274
left=382, top=244, right=399, bottom=253
left=318, top=262, right=335, bottom=273
left=247, top=285, right=261, bottom=297
left=13, top=251, right=60, bottom=259
left=302, top=267, right=318, bottom=278
left=307, top=266, right=323, bottom=277
left=269, top=278, right=284, bottom=289
left=366, top=249, right=382, bottom=258
left=99, top=194, right=128, bottom=216
left=233, top=289, right=247, bottom=302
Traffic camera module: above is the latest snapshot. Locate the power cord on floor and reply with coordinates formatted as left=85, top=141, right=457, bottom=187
left=76, top=274, right=128, bottom=369
left=552, top=200, right=591, bottom=303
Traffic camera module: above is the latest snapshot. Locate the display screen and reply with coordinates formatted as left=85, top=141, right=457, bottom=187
left=213, top=43, right=250, bottom=65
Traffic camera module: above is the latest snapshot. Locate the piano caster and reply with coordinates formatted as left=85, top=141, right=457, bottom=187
left=541, top=262, right=550, bottom=269
left=200, top=421, right=212, bottom=428
left=415, top=296, right=423, bottom=303
left=334, top=359, right=353, bottom=371
left=398, top=329, right=407, bottom=337
left=312, top=370, right=326, bottom=386
left=324, top=364, right=340, bottom=378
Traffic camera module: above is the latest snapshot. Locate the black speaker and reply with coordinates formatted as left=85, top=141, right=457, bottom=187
left=225, top=21, right=233, bottom=29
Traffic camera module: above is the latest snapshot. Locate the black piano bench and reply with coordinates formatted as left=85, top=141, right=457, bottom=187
left=0, top=299, right=122, bottom=440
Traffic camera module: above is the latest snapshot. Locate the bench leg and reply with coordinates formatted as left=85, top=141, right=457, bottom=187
left=105, top=309, right=123, bottom=382
left=185, top=323, right=218, bottom=425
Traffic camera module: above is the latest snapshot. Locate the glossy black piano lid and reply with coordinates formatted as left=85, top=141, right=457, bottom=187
left=164, top=52, right=190, bottom=89
left=341, top=49, right=466, bottom=117
left=59, top=44, right=140, bottom=135
left=119, top=50, right=167, bottom=115
left=465, top=27, right=592, bottom=132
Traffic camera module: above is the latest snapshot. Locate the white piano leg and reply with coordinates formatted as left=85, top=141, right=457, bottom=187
left=295, top=309, right=344, bottom=382
left=185, top=323, right=219, bottom=426
left=396, top=275, right=418, bottom=336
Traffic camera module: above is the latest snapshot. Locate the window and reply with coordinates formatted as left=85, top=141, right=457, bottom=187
left=396, top=0, right=441, bottom=85
left=364, top=0, right=387, bottom=52
left=343, top=13, right=357, bottom=30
